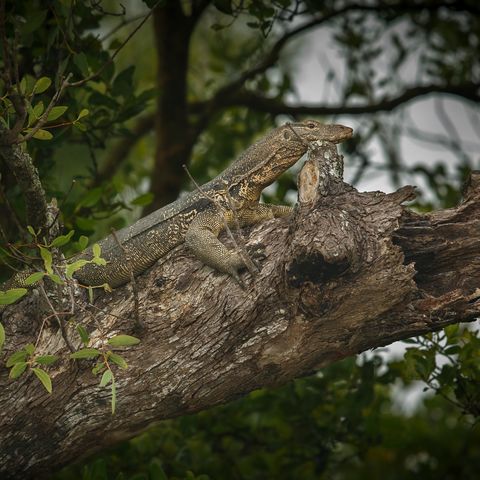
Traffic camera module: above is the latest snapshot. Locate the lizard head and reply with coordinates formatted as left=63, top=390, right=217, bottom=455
left=224, top=120, right=353, bottom=200
left=258, top=120, right=353, bottom=177
left=281, top=120, right=353, bottom=145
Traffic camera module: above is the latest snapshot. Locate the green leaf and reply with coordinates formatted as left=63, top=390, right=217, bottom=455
left=73, top=122, right=87, bottom=132
left=20, top=76, right=27, bottom=95
left=21, top=10, right=47, bottom=35
left=35, top=355, right=59, bottom=365
left=112, top=66, right=135, bottom=97
left=47, top=106, right=68, bottom=122
left=109, top=352, right=128, bottom=369
left=92, top=243, right=101, bottom=258
left=24, top=343, right=35, bottom=356
left=73, top=53, right=89, bottom=75
left=92, top=361, right=105, bottom=376
left=111, top=378, right=116, bottom=414
left=100, top=369, right=113, bottom=387
left=34, top=77, right=52, bottom=94
left=78, top=235, right=89, bottom=250
left=77, top=108, right=89, bottom=120
left=32, top=129, right=53, bottom=140
left=78, top=187, right=102, bottom=208
left=51, top=230, right=75, bottom=247
left=0, top=322, right=5, bottom=353
left=32, top=367, right=52, bottom=393
left=131, top=192, right=154, bottom=207
left=0, top=288, right=28, bottom=305
left=27, top=225, right=36, bottom=236
left=66, top=259, right=89, bottom=279
left=33, top=101, right=44, bottom=118
left=39, top=246, right=53, bottom=273
left=108, top=335, right=140, bottom=347
left=92, top=257, right=107, bottom=266
left=9, top=362, right=28, bottom=379
left=25, top=272, right=45, bottom=285
left=444, top=345, right=461, bottom=355
left=75, top=216, right=95, bottom=231
left=76, top=324, right=90, bottom=345
left=6, top=350, right=28, bottom=367
left=47, top=273, right=64, bottom=285
left=149, top=459, right=168, bottom=480
left=70, top=348, right=101, bottom=360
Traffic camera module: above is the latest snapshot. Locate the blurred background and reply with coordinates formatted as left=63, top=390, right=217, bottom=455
left=1, top=1, right=479, bottom=478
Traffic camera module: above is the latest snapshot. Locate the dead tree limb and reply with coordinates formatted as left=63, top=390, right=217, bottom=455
left=0, top=142, right=479, bottom=479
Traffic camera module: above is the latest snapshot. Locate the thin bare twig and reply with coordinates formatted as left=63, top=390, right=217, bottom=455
left=222, top=182, right=259, bottom=276
left=182, top=164, right=257, bottom=282
left=67, top=0, right=161, bottom=88
left=39, top=283, right=75, bottom=352
left=100, top=13, right=145, bottom=42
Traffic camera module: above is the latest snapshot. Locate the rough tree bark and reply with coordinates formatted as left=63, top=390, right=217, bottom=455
left=0, top=142, right=479, bottom=479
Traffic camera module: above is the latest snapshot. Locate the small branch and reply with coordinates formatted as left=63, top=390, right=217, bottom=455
left=100, top=13, right=145, bottom=42
left=183, top=164, right=257, bottom=282
left=0, top=125, right=49, bottom=231
left=67, top=0, right=162, bottom=89
left=39, top=283, right=75, bottom=353
left=223, top=183, right=259, bottom=276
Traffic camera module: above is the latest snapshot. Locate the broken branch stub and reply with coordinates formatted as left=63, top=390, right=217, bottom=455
left=285, top=140, right=417, bottom=324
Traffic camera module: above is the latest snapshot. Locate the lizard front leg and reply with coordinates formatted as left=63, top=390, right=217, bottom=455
left=184, top=207, right=246, bottom=285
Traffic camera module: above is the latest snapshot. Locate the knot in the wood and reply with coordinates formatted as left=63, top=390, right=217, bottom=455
left=288, top=142, right=357, bottom=286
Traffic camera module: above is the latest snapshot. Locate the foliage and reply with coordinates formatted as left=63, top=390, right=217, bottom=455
left=1, top=229, right=139, bottom=413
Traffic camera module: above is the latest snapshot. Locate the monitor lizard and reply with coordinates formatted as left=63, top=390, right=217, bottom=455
left=7, top=120, right=353, bottom=290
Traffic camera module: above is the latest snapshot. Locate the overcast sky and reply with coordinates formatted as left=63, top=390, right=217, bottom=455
left=287, top=24, right=480, bottom=196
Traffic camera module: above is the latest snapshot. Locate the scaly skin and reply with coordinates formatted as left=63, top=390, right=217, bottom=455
left=5, top=121, right=353, bottom=289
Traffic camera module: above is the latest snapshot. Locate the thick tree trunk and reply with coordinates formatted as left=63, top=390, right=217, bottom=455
left=147, top=2, right=194, bottom=212
left=1, top=142, right=479, bottom=479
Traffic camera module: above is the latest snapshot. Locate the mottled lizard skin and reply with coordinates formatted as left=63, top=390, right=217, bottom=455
left=6, top=121, right=353, bottom=289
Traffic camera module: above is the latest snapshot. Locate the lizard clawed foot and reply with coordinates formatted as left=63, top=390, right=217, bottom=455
left=247, top=243, right=267, bottom=271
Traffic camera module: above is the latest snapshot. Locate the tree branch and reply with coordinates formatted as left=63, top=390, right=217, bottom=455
left=1, top=143, right=479, bottom=478
left=202, top=1, right=480, bottom=113
left=0, top=125, right=48, bottom=231
left=191, top=83, right=480, bottom=116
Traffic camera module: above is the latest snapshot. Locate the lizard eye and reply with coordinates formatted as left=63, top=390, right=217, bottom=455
left=307, top=122, right=316, bottom=129
left=283, top=130, right=291, bottom=140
